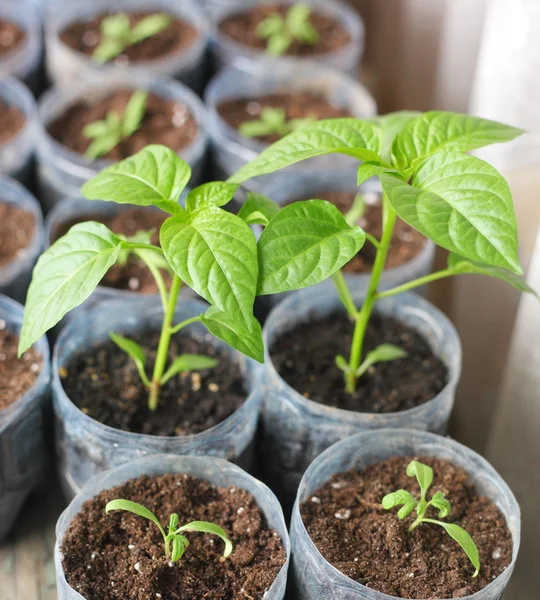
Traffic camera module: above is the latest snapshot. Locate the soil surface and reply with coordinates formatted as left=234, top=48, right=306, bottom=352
left=60, top=330, right=247, bottom=436
left=289, top=190, right=427, bottom=273
left=218, top=92, right=351, bottom=143
left=47, top=89, right=197, bottom=161
left=219, top=4, right=350, bottom=57
left=0, top=99, right=25, bottom=145
left=271, top=312, right=448, bottom=413
left=0, top=202, right=36, bottom=268
left=301, top=455, right=513, bottom=598
left=62, top=473, right=286, bottom=600
left=0, top=328, right=42, bottom=411
left=54, top=208, right=168, bottom=294
left=0, top=18, right=26, bottom=57
left=60, top=11, right=198, bottom=63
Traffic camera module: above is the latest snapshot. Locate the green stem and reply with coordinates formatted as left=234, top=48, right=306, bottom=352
left=148, top=274, right=182, bottom=412
left=375, top=268, right=455, bottom=300
left=331, top=271, right=358, bottom=320
left=170, top=315, right=202, bottom=335
left=135, top=250, right=169, bottom=312
left=408, top=515, right=424, bottom=532
left=125, top=242, right=164, bottom=254
left=365, top=233, right=380, bottom=249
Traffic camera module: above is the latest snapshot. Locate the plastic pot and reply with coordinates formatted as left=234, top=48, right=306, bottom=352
left=210, top=0, right=364, bottom=76
left=259, top=283, right=461, bottom=504
left=55, top=454, right=290, bottom=600
left=0, top=295, right=51, bottom=542
left=0, top=176, right=44, bottom=303
left=52, top=296, right=263, bottom=500
left=36, top=75, right=209, bottom=211
left=45, top=0, right=209, bottom=93
left=290, top=429, right=520, bottom=600
left=205, top=63, right=377, bottom=190
left=0, top=76, right=37, bottom=186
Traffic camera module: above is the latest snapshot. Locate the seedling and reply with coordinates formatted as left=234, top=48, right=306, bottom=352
left=228, top=111, right=537, bottom=394
left=239, top=107, right=312, bottom=139
left=382, top=460, right=480, bottom=577
left=105, top=499, right=232, bottom=562
left=18, top=145, right=265, bottom=412
left=256, top=3, right=319, bottom=56
left=93, top=12, right=171, bottom=63
left=83, top=90, right=148, bottom=160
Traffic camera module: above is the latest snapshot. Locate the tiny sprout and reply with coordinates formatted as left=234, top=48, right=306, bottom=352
left=239, top=107, right=312, bottom=139
left=93, top=12, right=172, bottom=63
left=105, top=499, right=233, bottom=563
left=83, top=90, right=148, bottom=160
left=256, top=3, right=319, bottom=57
left=382, top=460, right=480, bottom=577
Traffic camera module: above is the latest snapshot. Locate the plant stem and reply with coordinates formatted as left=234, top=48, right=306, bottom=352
left=408, top=515, right=424, bottom=532
left=375, top=268, right=455, bottom=300
left=170, top=315, right=202, bottom=335
left=345, top=193, right=397, bottom=394
left=148, top=274, right=182, bottom=411
left=331, top=271, right=358, bottom=320
left=135, top=250, right=169, bottom=312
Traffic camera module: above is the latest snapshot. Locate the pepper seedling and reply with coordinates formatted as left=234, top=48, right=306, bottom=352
left=105, top=499, right=233, bottom=562
left=382, top=460, right=480, bottom=577
left=256, top=3, right=319, bottom=56
left=239, top=107, right=312, bottom=139
left=83, top=90, right=148, bottom=160
left=228, top=111, right=537, bottom=394
left=93, top=12, right=172, bottom=63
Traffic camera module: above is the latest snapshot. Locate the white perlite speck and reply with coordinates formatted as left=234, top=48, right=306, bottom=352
left=331, top=481, right=348, bottom=490
left=134, top=562, right=141, bottom=573
left=334, top=509, right=351, bottom=520
left=128, top=545, right=135, bottom=550
left=492, top=549, right=502, bottom=560
left=311, top=496, right=321, bottom=504
left=237, top=506, right=245, bottom=515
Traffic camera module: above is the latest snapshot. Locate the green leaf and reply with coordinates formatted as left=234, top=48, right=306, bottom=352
left=256, top=14, right=285, bottom=38
left=201, top=307, right=264, bottom=363
left=161, top=207, right=258, bottom=330
left=85, top=134, right=120, bottom=160
left=447, top=253, right=536, bottom=296
left=257, top=200, right=365, bottom=295
left=92, top=37, right=125, bottom=63
left=82, top=145, right=190, bottom=216
left=186, top=182, right=238, bottom=213
left=83, top=120, right=109, bottom=139
left=170, top=536, right=187, bottom=562
left=381, top=153, right=522, bottom=273
left=382, top=489, right=417, bottom=519
left=286, top=4, right=319, bottom=44
left=228, top=119, right=382, bottom=184
left=374, top=111, right=421, bottom=163
left=266, top=32, right=292, bottom=56
left=101, top=13, right=130, bottom=38
left=430, top=491, right=451, bottom=519
left=434, top=521, right=480, bottom=577
left=177, top=521, right=233, bottom=558
left=393, top=111, right=524, bottom=171
left=160, top=354, right=218, bottom=385
left=406, top=460, right=433, bottom=500
left=357, top=163, right=399, bottom=186
left=355, top=343, right=407, bottom=379
left=168, top=513, right=179, bottom=534
left=129, top=13, right=171, bottom=44
left=109, top=333, right=150, bottom=387
left=335, top=354, right=351, bottom=374
left=18, top=223, right=123, bottom=355
left=122, top=90, right=148, bottom=137
left=239, top=120, right=274, bottom=138
left=238, top=192, right=281, bottom=225
left=105, top=499, right=166, bottom=541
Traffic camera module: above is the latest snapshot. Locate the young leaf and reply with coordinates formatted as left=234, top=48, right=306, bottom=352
left=122, top=90, right=148, bottom=137
left=287, top=4, right=319, bottom=44
left=406, top=460, right=434, bottom=500
left=177, top=521, right=233, bottom=558
left=357, top=163, right=401, bottom=186
left=228, top=119, right=382, bottom=184
left=374, top=111, right=421, bottom=163
left=85, top=134, right=121, bottom=161
left=256, top=200, right=366, bottom=295
left=101, top=13, right=130, bottom=38
left=431, top=521, right=480, bottom=577
left=92, top=38, right=125, bottom=63
left=130, top=14, right=171, bottom=44
left=105, top=500, right=167, bottom=541
left=171, top=535, right=187, bottom=562
left=168, top=513, right=179, bottom=533
left=430, top=491, right=451, bottom=519
left=355, top=343, right=407, bottom=378
left=256, top=13, right=284, bottom=38
left=18, top=223, right=123, bottom=355
left=186, top=182, right=238, bottom=213
left=160, top=354, right=218, bottom=385
left=161, top=207, right=258, bottom=330
left=335, top=354, right=352, bottom=374
left=109, top=333, right=150, bottom=387
left=267, top=33, right=292, bottom=56
left=382, top=489, right=417, bottom=519
left=201, top=307, right=264, bottom=363
left=237, top=192, right=281, bottom=225
left=381, top=152, right=522, bottom=273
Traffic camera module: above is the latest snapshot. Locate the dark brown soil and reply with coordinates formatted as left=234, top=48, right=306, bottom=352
left=301, top=456, right=513, bottom=598
left=0, top=328, right=42, bottom=411
left=47, top=89, right=197, bottom=161
left=60, top=11, right=198, bottom=63
left=61, top=473, right=286, bottom=600
left=60, top=330, right=247, bottom=436
left=271, top=312, right=448, bottom=413
left=219, top=4, right=350, bottom=57
left=218, top=92, right=352, bottom=143
left=0, top=99, right=25, bottom=145
left=0, top=18, right=26, bottom=57
left=54, top=208, right=169, bottom=294
left=0, top=202, right=36, bottom=268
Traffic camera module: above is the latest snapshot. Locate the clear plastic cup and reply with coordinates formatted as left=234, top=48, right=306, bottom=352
left=36, top=75, right=209, bottom=211
left=52, top=297, right=263, bottom=500
left=259, top=283, right=462, bottom=505
left=204, top=63, right=377, bottom=190
left=55, top=454, right=290, bottom=600
left=0, top=76, right=37, bottom=186
left=210, top=0, right=364, bottom=76
left=290, top=429, right=520, bottom=600
left=45, top=0, right=209, bottom=92
left=0, top=175, right=44, bottom=303
left=0, top=295, right=51, bottom=541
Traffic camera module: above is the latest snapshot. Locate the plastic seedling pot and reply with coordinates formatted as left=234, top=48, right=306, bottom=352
left=204, top=63, right=377, bottom=190
left=210, top=0, right=364, bottom=76
left=36, top=75, right=209, bottom=212
left=259, top=283, right=461, bottom=505
left=55, top=454, right=290, bottom=600
left=290, top=428, right=520, bottom=600
left=0, top=295, right=51, bottom=542
left=45, top=0, right=209, bottom=93
left=0, top=76, right=37, bottom=186
left=0, top=176, right=44, bottom=303
left=52, top=297, right=263, bottom=500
